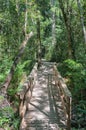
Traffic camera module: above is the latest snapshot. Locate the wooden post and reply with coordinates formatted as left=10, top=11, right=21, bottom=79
left=67, top=97, right=72, bottom=130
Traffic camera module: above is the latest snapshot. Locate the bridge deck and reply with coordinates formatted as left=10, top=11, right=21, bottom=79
left=20, top=62, right=66, bottom=130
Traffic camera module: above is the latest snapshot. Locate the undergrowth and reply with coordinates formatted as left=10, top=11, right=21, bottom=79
left=58, top=59, right=86, bottom=129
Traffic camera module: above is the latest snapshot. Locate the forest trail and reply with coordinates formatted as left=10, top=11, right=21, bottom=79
left=20, top=62, right=71, bottom=130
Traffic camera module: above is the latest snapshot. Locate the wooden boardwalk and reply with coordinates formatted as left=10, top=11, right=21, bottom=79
left=19, top=62, right=71, bottom=130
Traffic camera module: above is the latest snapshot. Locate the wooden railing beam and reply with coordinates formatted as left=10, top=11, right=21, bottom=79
left=17, top=63, right=38, bottom=129
left=53, top=65, right=72, bottom=130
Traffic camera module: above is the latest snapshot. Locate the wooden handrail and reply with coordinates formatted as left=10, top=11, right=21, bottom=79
left=17, top=63, right=38, bottom=119
left=53, top=65, right=72, bottom=130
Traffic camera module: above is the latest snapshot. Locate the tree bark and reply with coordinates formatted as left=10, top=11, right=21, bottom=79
left=16, top=0, right=19, bottom=15
left=58, top=0, right=75, bottom=59
left=1, top=32, right=33, bottom=94
left=25, top=0, right=28, bottom=36
left=37, top=19, right=41, bottom=66
left=51, top=0, right=56, bottom=46
left=77, top=0, right=86, bottom=46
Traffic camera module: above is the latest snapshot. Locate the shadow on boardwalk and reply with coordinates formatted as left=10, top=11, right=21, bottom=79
left=20, top=62, right=66, bottom=130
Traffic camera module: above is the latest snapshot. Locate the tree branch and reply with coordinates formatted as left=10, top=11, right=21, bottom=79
left=1, top=32, right=33, bottom=95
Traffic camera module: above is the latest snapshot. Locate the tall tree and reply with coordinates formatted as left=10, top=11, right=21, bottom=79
left=37, top=18, right=41, bottom=65
left=77, top=0, right=86, bottom=46
left=51, top=0, right=56, bottom=46
left=58, top=0, right=75, bottom=59
left=1, top=0, right=33, bottom=94
left=24, top=0, right=27, bottom=36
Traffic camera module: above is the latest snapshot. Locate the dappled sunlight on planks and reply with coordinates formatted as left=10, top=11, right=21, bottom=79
left=19, top=61, right=71, bottom=130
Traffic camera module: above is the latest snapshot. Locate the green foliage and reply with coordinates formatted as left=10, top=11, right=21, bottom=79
left=0, top=106, right=13, bottom=126
left=0, top=106, right=20, bottom=129
left=9, top=60, right=32, bottom=85
left=0, top=55, right=12, bottom=85
left=7, top=60, right=30, bottom=97
left=45, top=45, right=53, bottom=61
left=7, top=59, right=34, bottom=106
left=0, top=0, right=86, bottom=129
left=58, top=59, right=86, bottom=101
left=58, top=59, right=86, bottom=129
left=77, top=100, right=86, bottom=115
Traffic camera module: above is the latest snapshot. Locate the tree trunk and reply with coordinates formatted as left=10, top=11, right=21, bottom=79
left=58, top=0, right=75, bottom=59
left=1, top=32, right=33, bottom=94
left=51, top=0, right=56, bottom=46
left=37, top=19, right=41, bottom=66
left=66, top=23, right=75, bottom=59
left=25, top=0, right=28, bottom=36
left=77, top=0, right=86, bottom=46
left=16, top=0, right=19, bottom=15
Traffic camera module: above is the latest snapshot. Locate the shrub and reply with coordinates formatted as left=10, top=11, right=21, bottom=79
left=0, top=105, right=20, bottom=130
left=58, top=59, right=86, bottom=101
